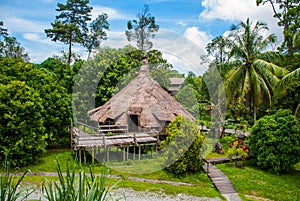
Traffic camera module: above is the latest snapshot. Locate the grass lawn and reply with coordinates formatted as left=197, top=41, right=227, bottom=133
left=217, top=160, right=300, bottom=201
left=18, top=147, right=300, bottom=201
left=20, top=149, right=222, bottom=199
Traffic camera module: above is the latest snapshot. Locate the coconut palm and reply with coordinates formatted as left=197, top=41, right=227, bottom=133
left=224, top=18, right=287, bottom=123
left=275, top=67, right=300, bottom=121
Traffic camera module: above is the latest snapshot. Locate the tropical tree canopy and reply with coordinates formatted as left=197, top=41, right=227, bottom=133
left=224, top=18, right=288, bottom=123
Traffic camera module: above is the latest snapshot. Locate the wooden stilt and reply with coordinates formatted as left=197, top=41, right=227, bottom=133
left=84, top=150, right=86, bottom=164
left=126, top=146, right=129, bottom=160
left=138, top=146, right=141, bottom=160
left=133, top=146, right=136, bottom=160
left=92, top=148, right=95, bottom=164
left=107, top=147, right=110, bottom=162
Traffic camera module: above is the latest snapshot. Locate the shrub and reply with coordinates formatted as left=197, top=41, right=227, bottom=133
left=161, top=115, right=205, bottom=175
left=228, top=140, right=248, bottom=167
left=0, top=81, right=46, bottom=167
left=42, top=160, right=117, bottom=201
left=249, top=109, right=300, bottom=173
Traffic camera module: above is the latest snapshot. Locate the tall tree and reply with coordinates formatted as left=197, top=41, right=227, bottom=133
left=256, top=0, right=300, bottom=55
left=84, top=13, right=110, bottom=59
left=0, top=21, right=29, bottom=61
left=125, top=4, right=159, bottom=53
left=206, top=35, right=231, bottom=63
left=0, top=21, right=8, bottom=37
left=45, top=0, right=92, bottom=65
left=225, top=18, right=287, bottom=123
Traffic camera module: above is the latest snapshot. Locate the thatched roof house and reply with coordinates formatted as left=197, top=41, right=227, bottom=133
left=88, top=59, right=194, bottom=133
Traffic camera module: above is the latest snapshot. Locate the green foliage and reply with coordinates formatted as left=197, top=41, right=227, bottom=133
left=206, top=35, right=231, bottom=63
left=176, top=72, right=210, bottom=120
left=0, top=80, right=46, bottom=166
left=224, top=18, right=287, bottom=123
left=83, top=13, right=110, bottom=59
left=249, top=109, right=300, bottom=173
left=45, top=0, right=92, bottom=64
left=162, top=116, right=205, bottom=175
left=256, top=0, right=300, bottom=55
left=42, top=160, right=117, bottom=201
left=125, top=4, right=159, bottom=52
left=0, top=159, right=33, bottom=201
left=0, top=58, right=72, bottom=166
left=0, top=21, right=29, bottom=61
left=227, top=140, right=248, bottom=167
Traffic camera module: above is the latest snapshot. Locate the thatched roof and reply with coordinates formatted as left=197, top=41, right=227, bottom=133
left=88, top=59, right=194, bottom=130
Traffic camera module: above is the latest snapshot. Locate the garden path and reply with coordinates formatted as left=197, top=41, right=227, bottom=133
left=203, top=161, right=242, bottom=201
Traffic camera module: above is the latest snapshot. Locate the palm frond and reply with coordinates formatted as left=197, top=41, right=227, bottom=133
left=275, top=67, right=300, bottom=96
left=224, top=65, right=245, bottom=103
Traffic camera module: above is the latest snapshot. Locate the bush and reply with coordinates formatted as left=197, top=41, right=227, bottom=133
left=249, top=109, right=300, bottom=173
left=161, top=115, right=205, bottom=175
left=42, top=160, right=117, bottom=201
left=0, top=81, right=46, bottom=167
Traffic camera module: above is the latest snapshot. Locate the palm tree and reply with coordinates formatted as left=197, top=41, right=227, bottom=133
left=275, top=67, right=300, bottom=120
left=224, top=18, right=287, bottom=123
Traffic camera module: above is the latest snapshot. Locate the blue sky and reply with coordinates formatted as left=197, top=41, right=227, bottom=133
left=0, top=0, right=282, bottom=74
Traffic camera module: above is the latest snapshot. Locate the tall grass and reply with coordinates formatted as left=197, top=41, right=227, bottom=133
left=42, top=160, right=118, bottom=201
left=0, top=159, right=33, bottom=201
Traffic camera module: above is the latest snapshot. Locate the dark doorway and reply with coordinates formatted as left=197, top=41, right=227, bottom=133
left=128, top=115, right=139, bottom=132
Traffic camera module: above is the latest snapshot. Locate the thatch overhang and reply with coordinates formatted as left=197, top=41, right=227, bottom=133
left=88, top=59, right=194, bottom=131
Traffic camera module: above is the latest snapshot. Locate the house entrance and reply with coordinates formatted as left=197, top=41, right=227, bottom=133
left=128, top=115, right=139, bottom=132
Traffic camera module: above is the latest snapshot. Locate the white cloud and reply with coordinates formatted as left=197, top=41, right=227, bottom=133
left=152, top=29, right=210, bottom=75
left=3, top=17, right=48, bottom=34
left=91, top=6, right=129, bottom=20
left=199, top=0, right=283, bottom=47
left=176, top=21, right=187, bottom=27
left=183, top=27, right=212, bottom=50
left=200, top=0, right=274, bottom=22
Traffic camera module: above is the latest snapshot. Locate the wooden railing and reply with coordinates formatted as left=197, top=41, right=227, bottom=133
left=98, top=125, right=128, bottom=134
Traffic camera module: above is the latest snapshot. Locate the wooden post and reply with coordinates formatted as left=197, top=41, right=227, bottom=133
left=151, top=145, right=153, bottom=157
left=138, top=145, right=141, bottom=160
left=133, top=146, right=136, bottom=160
left=92, top=148, right=95, bottom=164
left=107, top=147, right=110, bottom=162
left=84, top=150, right=86, bottom=164
left=123, top=147, right=126, bottom=161
left=126, top=146, right=129, bottom=160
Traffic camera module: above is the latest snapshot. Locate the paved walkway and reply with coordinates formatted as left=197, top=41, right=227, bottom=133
left=203, top=161, right=242, bottom=201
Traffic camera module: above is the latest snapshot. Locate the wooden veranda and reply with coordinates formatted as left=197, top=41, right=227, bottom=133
left=71, top=125, right=158, bottom=164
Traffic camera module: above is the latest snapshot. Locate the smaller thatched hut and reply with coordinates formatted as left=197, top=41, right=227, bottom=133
left=88, top=58, right=194, bottom=134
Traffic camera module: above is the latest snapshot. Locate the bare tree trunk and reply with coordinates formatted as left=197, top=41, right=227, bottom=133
left=253, top=104, right=257, bottom=124
left=68, top=32, right=72, bottom=65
